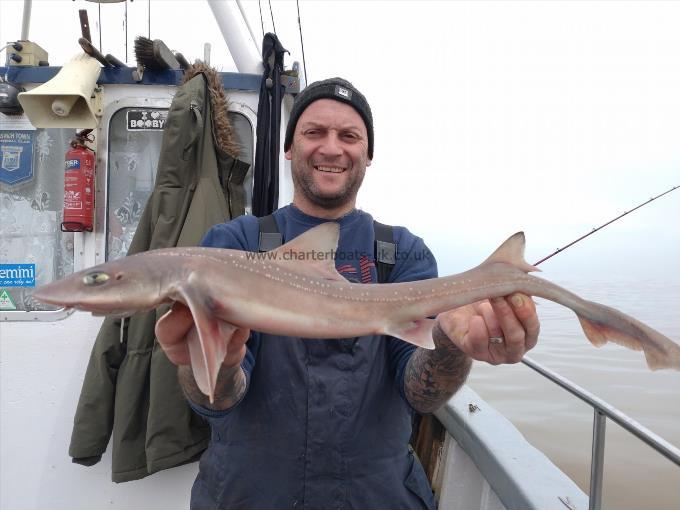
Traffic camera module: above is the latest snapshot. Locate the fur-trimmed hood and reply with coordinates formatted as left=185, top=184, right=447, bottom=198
left=182, top=62, right=240, bottom=158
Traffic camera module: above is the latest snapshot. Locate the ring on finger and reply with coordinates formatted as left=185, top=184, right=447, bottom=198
left=489, top=336, right=505, bottom=345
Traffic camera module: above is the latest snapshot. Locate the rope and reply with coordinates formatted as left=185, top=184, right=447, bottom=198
left=296, top=0, right=308, bottom=85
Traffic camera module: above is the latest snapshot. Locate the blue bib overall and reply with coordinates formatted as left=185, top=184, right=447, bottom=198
left=190, top=206, right=437, bottom=509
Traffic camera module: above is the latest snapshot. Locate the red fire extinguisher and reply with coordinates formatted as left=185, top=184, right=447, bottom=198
left=61, top=129, right=95, bottom=232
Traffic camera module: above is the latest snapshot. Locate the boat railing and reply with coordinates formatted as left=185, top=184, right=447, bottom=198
left=520, top=356, right=680, bottom=510
left=434, top=385, right=589, bottom=510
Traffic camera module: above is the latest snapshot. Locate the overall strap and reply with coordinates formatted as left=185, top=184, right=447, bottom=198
left=373, top=221, right=396, bottom=284
left=258, top=214, right=282, bottom=252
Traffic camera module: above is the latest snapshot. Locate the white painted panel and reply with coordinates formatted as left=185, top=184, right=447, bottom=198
left=437, top=435, right=506, bottom=510
left=0, top=313, right=198, bottom=510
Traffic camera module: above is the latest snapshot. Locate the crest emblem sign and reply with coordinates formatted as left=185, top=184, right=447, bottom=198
left=0, top=130, right=34, bottom=186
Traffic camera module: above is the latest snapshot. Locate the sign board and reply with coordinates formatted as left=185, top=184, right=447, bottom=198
left=0, top=289, right=17, bottom=310
left=0, top=264, right=36, bottom=287
left=126, top=109, right=168, bottom=131
left=0, top=130, right=34, bottom=186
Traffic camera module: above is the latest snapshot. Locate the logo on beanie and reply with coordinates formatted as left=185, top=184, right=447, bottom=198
left=335, top=85, right=352, bottom=100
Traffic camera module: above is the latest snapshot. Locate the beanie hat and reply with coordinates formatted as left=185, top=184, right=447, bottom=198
left=284, top=77, right=374, bottom=159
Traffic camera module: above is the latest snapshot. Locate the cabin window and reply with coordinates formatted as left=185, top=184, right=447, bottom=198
left=0, top=125, right=75, bottom=314
left=106, top=108, right=253, bottom=261
left=106, top=108, right=167, bottom=261
left=0, top=107, right=253, bottom=318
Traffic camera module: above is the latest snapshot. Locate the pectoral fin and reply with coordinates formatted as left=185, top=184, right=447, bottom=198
left=177, top=283, right=231, bottom=403
left=383, top=318, right=437, bottom=350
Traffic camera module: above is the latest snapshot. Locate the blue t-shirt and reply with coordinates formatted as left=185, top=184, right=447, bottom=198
left=190, top=205, right=438, bottom=509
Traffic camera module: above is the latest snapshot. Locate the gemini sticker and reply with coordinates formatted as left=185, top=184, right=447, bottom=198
left=0, top=290, right=17, bottom=310
left=0, top=264, right=36, bottom=287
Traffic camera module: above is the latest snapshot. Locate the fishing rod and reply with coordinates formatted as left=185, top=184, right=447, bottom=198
left=532, top=185, right=679, bottom=266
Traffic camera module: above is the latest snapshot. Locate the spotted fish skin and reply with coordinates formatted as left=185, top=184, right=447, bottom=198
left=32, top=224, right=680, bottom=402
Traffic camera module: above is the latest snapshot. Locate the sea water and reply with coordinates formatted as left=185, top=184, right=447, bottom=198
left=467, top=277, right=680, bottom=509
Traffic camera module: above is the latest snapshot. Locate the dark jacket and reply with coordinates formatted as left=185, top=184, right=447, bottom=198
left=68, top=67, right=250, bottom=482
left=190, top=206, right=438, bottom=509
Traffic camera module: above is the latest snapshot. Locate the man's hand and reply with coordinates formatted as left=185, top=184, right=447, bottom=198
left=404, top=292, right=539, bottom=413
left=155, top=302, right=251, bottom=410
left=437, top=292, right=539, bottom=364
left=155, top=302, right=194, bottom=365
left=155, top=302, right=250, bottom=369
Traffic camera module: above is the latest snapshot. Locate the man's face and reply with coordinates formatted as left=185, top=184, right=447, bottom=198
left=286, top=99, right=372, bottom=210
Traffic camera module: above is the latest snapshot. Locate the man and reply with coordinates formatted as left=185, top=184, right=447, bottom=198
left=156, top=78, right=539, bottom=509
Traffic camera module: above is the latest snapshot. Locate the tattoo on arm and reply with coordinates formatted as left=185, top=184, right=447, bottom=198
left=404, top=323, right=472, bottom=413
left=178, top=364, right=247, bottom=411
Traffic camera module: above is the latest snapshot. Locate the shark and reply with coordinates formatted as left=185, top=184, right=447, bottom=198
left=32, top=223, right=680, bottom=403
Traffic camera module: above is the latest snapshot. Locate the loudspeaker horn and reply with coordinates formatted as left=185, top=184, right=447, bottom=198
left=18, top=53, right=102, bottom=128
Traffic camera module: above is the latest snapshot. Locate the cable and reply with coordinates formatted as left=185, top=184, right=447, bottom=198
left=98, top=3, right=102, bottom=52
left=1, top=44, right=12, bottom=83
left=296, top=0, right=308, bottom=85
left=258, top=0, right=265, bottom=39
left=236, top=0, right=258, bottom=48
left=125, top=0, right=128, bottom=63
left=0, top=44, right=15, bottom=83
left=268, top=0, right=277, bottom=35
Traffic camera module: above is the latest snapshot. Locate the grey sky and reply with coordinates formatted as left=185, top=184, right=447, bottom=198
left=2, top=0, right=678, bottom=277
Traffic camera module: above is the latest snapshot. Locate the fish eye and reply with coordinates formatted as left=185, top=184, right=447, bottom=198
left=83, top=272, right=110, bottom=286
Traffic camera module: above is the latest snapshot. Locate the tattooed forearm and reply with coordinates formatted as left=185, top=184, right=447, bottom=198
left=404, top=323, right=472, bottom=413
left=178, top=364, right=246, bottom=411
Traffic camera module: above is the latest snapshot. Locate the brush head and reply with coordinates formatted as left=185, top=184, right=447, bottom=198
left=134, top=36, right=180, bottom=70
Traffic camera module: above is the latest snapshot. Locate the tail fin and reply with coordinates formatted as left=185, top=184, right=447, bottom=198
left=576, top=304, right=680, bottom=371
left=483, top=232, right=541, bottom=273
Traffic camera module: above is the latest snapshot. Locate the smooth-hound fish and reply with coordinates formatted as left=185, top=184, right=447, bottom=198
left=32, top=223, right=680, bottom=403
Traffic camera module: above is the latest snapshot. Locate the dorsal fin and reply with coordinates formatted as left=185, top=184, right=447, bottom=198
left=482, top=232, right=541, bottom=273
left=269, top=222, right=345, bottom=281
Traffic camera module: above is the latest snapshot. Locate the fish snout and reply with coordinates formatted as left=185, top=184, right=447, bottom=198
left=31, top=280, right=79, bottom=307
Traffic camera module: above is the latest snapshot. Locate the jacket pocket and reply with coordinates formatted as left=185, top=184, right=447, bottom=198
left=182, top=101, right=202, bottom=161
left=404, top=452, right=436, bottom=510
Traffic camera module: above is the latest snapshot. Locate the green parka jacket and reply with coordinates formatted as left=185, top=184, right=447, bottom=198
left=68, top=65, right=250, bottom=482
